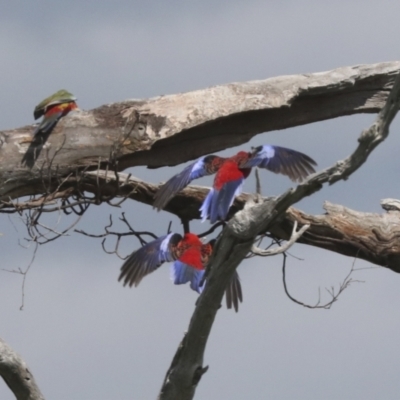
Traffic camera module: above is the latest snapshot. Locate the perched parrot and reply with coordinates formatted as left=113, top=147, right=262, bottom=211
left=153, top=145, right=317, bottom=223
left=32, top=89, right=78, bottom=136
left=118, top=232, right=243, bottom=311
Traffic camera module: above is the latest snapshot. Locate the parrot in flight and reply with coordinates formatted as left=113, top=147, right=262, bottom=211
left=32, top=89, right=78, bottom=136
left=118, top=232, right=243, bottom=311
left=153, top=145, right=317, bottom=223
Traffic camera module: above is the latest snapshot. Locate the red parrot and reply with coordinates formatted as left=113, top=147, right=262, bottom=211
left=32, top=89, right=78, bottom=137
left=199, top=152, right=251, bottom=224
left=153, top=145, right=317, bottom=223
left=118, top=232, right=243, bottom=311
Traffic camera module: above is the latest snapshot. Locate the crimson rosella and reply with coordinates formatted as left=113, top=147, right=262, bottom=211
left=118, top=232, right=243, bottom=311
left=153, top=145, right=317, bottom=223
left=33, top=89, right=78, bottom=136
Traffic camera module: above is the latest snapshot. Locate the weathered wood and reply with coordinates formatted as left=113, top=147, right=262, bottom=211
left=2, top=63, right=400, bottom=400
left=158, top=71, right=400, bottom=400
left=81, top=172, right=400, bottom=273
left=270, top=203, right=400, bottom=272
left=0, top=61, right=399, bottom=200
left=0, top=337, right=44, bottom=400
left=7, top=169, right=399, bottom=272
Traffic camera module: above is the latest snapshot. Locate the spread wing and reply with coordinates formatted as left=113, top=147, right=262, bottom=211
left=118, top=233, right=182, bottom=287
left=244, top=145, right=317, bottom=182
left=153, top=155, right=223, bottom=210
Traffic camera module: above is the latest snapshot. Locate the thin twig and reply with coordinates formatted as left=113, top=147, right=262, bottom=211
left=251, top=221, right=309, bottom=256
left=281, top=253, right=363, bottom=309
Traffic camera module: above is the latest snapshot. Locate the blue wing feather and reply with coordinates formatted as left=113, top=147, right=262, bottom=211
left=216, top=179, right=244, bottom=221
left=153, top=155, right=220, bottom=210
left=200, top=179, right=243, bottom=223
left=170, top=261, right=205, bottom=293
left=118, top=233, right=181, bottom=287
left=244, top=145, right=317, bottom=182
left=200, top=189, right=214, bottom=223
left=171, top=259, right=243, bottom=308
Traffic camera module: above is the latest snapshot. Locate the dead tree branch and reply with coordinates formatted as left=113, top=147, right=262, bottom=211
left=75, top=213, right=158, bottom=259
left=0, top=62, right=399, bottom=201
left=157, top=71, right=400, bottom=400
left=251, top=221, right=309, bottom=256
left=12, top=168, right=396, bottom=273
left=282, top=253, right=362, bottom=309
left=0, top=337, right=44, bottom=400
left=1, top=63, right=400, bottom=399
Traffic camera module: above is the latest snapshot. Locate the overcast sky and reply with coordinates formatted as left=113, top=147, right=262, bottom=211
left=1, top=1, right=400, bottom=399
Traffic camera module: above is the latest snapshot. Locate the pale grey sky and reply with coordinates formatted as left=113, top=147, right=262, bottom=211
left=1, top=1, right=400, bottom=399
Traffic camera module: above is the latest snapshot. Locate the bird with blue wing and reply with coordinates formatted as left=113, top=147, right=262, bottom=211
left=118, top=232, right=243, bottom=311
left=242, top=145, right=317, bottom=181
left=154, top=145, right=317, bottom=223
left=199, top=152, right=251, bottom=223
left=153, top=155, right=226, bottom=211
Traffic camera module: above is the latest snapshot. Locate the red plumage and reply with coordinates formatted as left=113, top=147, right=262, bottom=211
left=179, top=247, right=203, bottom=270
left=154, top=145, right=317, bottom=223
left=33, top=101, right=78, bottom=137
left=118, top=231, right=243, bottom=311
left=214, top=160, right=245, bottom=190
left=44, top=101, right=78, bottom=119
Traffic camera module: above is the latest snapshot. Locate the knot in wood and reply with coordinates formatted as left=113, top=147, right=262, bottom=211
left=381, top=198, right=400, bottom=212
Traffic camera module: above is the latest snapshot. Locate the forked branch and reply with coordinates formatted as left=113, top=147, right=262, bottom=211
left=251, top=221, right=310, bottom=256
left=158, top=71, right=400, bottom=400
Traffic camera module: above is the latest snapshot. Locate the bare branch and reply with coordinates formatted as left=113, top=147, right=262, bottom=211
left=251, top=221, right=309, bottom=256
left=9, top=162, right=400, bottom=272
left=1, top=64, right=400, bottom=399
left=0, top=337, right=45, bottom=400
left=75, top=212, right=158, bottom=259
left=282, top=253, right=362, bottom=309
left=197, top=222, right=225, bottom=239
left=1, top=62, right=399, bottom=201
left=1, top=240, right=39, bottom=310
left=158, top=71, right=400, bottom=400
left=20, top=241, right=38, bottom=311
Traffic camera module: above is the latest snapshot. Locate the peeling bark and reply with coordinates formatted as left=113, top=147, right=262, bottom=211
left=157, top=70, right=400, bottom=399
left=0, top=61, right=399, bottom=200
left=2, top=62, right=400, bottom=400
left=270, top=202, right=400, bottom=272
left=79, top=172, right=400, bottom=273
left=6, top=168, right=400, bottom=272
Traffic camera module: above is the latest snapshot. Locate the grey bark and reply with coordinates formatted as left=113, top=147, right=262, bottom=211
left=269, top=202, right=400, bottom=273
left=49, top=171, right=399, bottom=274
left=0, top=337, right=45, bottom=400
left=157, top=71, right=400, bottom=399
left=0, top=61, right=399, bottom=201
left=1, top=62, right=400, bottom=399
